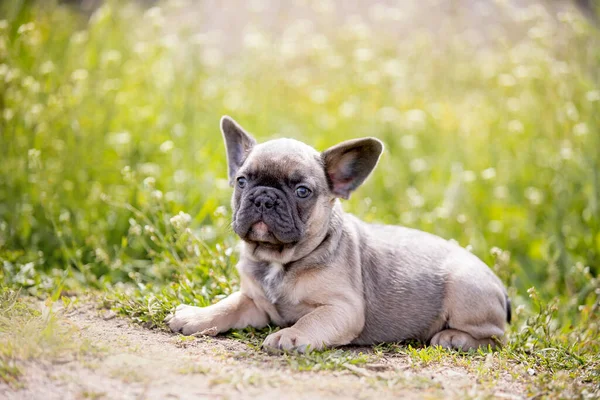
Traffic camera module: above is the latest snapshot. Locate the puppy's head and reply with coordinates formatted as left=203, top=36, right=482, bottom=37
left=220, top=116, right=383, bottom=263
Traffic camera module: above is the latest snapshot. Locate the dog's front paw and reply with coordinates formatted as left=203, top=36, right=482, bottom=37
left=262, top=327, right=321, bottom=353
left=164, top=304, right=218, bottom=336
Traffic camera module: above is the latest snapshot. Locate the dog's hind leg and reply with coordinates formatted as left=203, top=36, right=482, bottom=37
left=430, top=329, right=498, bottom=350
left=433, top=252, right=509, bottom=351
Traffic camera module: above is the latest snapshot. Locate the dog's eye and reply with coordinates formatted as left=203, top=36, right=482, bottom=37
left=237, top=177, right=247, bottom=188
left=295, top=186, right=311, bottom=198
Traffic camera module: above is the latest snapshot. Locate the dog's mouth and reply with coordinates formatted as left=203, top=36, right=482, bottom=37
left=244, top=221, right=297, bottom=253
left=246, top=221, right=280, bottom=244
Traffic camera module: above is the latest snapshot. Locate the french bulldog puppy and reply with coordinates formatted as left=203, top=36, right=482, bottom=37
left=166, top=116, right=511, bottom=352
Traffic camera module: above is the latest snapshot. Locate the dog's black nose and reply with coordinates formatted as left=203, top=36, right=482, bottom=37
left=253, top=194, right=275, bottom=210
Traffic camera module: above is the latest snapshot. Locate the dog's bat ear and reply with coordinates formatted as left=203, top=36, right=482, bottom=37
left=220, top=116, right=257, bottom=185
left=321, top=137, right=384, bottom=199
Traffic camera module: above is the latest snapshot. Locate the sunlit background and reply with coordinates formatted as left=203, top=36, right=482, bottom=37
left=0, top=0, right=598, bottom=344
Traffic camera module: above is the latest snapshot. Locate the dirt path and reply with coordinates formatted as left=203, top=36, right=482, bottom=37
left=1, top=303, right=527, bottom=399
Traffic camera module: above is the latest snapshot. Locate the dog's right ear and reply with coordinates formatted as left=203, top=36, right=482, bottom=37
left=220, top=116, right=257, bottom=185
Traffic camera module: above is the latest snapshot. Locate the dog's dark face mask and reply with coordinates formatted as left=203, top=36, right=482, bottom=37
left=233, top=170, right=311, bottom=248
left=220, top=116, right=382, bottom=262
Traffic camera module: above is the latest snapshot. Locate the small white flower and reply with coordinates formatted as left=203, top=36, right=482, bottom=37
left=401, top=211, right=416, bottom=225
left=481, top=168, right=496, bottom=180
left=30, top=104, right=42, bottom=115
left=462, top=170, right=476, bottom=183
left=3, top=108, right=14, bottom=121
left=494, top=186, right=508, bottom=199
left=170, top=211, right=192, bottom=231
left=143, top=177, right=156, bottom=189
left=71, top=69, right=88, bottom=81
left=573, top=122, right=588, bottom=136
left=525, top=187, right=543, bottom=205
left=406, top=187, right=424, bottom=208
left=95, top=248, right=109, bottom=263
left=382, top=59, right=404, bottom=78
left=172, top=123, right=186, bottom=137
left=513, top=65, right=529, bottom=79
left=101, top=50, right=122, bottom=65
left=151, top=190, right=163, bottom=200
left=200, top=225, right=216, bottom=241
left=17, top=22, right=35, bottom=35
left=128, top=220, right=142, bottom=236
left=214, top=206, right=228, bottom=217
left=139, top=163, right=161, bottom=177
left=159, top=140, right=174, bottom=153
left=339, top=101, right=358, bottom=118
left=59, top=210, right=71, bottom=222
left=565, top=102, right=579, bottom=121
left=405, top=109, right=427, bottom=129
left=108, top=131, right=131, bottom=147
left=586, top=90, right=600, bottom=102
left=174, top=170, right=188, bottom=184
left=560, top=144, right=572, bottom=160
left=39, top=61, right=54, bottom=75
left=409, top=158, right=428, bottom=173
left=310, top=89, right=329, bottom=104
left=70, top=31, right=88, bottom=45
left=28, top=148, right=41, bottom=168
left=4, top=67, right=19, bottom=83
left=435, top=206, right=450, bottom=219
left=508, top=120, right=524, bottom=134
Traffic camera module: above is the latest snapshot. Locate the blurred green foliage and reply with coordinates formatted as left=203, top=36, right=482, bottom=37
left=1, top=0, right=599, bottom=297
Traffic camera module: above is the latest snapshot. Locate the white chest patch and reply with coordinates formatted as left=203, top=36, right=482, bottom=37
left=261, top=262, right=285, bottom=304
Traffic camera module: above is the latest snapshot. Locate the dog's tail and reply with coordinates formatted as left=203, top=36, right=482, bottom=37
left=506, top=295, right=512, bottom=324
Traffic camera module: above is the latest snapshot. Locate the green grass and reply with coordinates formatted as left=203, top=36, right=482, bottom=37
left=0, top=0, right=599, bottom=397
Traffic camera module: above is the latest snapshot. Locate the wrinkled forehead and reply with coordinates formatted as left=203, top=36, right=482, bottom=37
left=241, top=139, right=325, bottom=183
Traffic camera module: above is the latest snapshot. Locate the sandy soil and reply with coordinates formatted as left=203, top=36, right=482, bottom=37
left=0, top=302, right=528, bottom=400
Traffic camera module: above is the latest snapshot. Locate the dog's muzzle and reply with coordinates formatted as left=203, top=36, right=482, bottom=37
left=235, top=186, right=302, bottom=244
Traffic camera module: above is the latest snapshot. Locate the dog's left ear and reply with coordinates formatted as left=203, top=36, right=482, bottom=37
left=322, top=137, right=384, bottom=199
left=220, top=116, right=257, bottom=185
